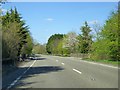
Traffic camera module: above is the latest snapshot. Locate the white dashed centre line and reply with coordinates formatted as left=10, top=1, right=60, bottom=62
left=7, top=60, right=36, bottom=90
left=61, top=63, right=65, bottom=65
left=73, top=68, right=82, bottom=74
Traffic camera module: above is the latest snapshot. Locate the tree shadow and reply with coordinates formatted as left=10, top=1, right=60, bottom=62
left=23, top=66, right=64, bottom=76
left=28, top=57, right=46, bottom=61
left=14, top=82, right=37, bottom=88
left=12, top=66, right=64, bottom=88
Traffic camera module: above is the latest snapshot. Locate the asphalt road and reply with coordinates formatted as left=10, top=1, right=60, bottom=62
left=3, top=55, right=118, bottom=89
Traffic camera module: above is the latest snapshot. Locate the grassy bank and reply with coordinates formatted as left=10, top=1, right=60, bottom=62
left=82, top=58, right=120, bottom=67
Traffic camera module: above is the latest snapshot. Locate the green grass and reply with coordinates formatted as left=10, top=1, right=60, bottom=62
left=82, top=58, right=120, bottom=67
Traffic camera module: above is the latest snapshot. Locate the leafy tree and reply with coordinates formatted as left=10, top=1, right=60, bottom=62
left=2, top=22, right=20, bottom=60
left=46, top=34, right=64, bottom=55
left=101, top=12, right=118, bottom=60
left=32, top=43, right=46, bottom=54
left=2, top=8, right=33, bottom=65
left=78, top=21, right=92, bottom=54
left=91, top=11, right=119, bottom=61
left=21, top=33, right=33, bottom=58
left=63, top=32, right=78, bottom=54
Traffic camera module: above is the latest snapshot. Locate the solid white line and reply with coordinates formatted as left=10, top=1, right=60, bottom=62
left=69, top=57, right=119, bottom=69
left=80, top=60, right=119, bottom=69
left=6, top=60, right=36, bottom=90
left=73, top=68, right=82, bottom=74
left=61, top=63, right=65, bottom=65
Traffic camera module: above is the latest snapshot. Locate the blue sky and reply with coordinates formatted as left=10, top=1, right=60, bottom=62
left=3, top=2, right=118, bottom=44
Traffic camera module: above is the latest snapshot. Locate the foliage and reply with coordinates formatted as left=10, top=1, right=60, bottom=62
left=46, top=10, right=119, bottom=62
left=46, top=34, right=64, bottom=55
left=63, top=32, right=78, bottom=54
left=2, top=8, right=33, bottom=65
left=32, top=43, right=46, bottom=54
left=91, top=11, right=119, bottom=61
left=21, top=34, right=33, bottom=56
left=91, top=22, right=102, bottom=41
left=77, top=21, right=92, bottom=54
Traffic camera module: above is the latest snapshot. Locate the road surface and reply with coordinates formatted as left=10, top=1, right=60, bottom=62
left=3, top=55, right=118, bottom=89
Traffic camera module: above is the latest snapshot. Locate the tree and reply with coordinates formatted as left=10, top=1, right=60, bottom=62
left=2, top=22, right=21, bottom=60
left=63, top=32, right=78, bottom=54
left=2, top=8, right=33, bottom=65
left=78, top=21, right=92, bottom=54
left=91, top=22, right=102, bottom=41
left=91, top=11, right=119, bottom=61
left=21, top=33, right=33, bottom=58
left=101, top=12, right=118, bottom=60
left=46, top=34, right=64, bottom=55
left=32, top=43, right=46, bottom=54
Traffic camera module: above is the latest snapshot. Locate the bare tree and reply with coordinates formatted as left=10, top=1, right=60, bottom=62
left=91, top=22, right=102, bottom=41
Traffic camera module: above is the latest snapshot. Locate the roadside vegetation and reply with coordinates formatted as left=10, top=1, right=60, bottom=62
left=46, top=9, right=119, bottom=66
left=2, top=7, right=34, bottom=66
left=32, top=42, right=46, bottom=54
left=1, top=1, right=119, bottom=68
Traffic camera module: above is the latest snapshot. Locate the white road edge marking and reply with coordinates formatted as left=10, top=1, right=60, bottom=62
left=80, top=60, right=119, bottom=69
left=73, top=68, right=82, bottom=74
left=7, top=60, right=36, bottom=90
left=61, top=63, right=65, bottom=65
left=70, top=57, right=119, bottom=69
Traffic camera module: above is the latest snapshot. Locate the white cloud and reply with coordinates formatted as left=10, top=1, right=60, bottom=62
left=45, top=18, right=54, bottom=21
left=88, top=20, right=99, bottom=25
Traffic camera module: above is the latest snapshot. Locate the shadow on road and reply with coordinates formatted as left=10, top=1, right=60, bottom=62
left=14, top=81, right=37, bottom=88
left=29, top=57, right=46, bottom=60
left=23, top=66, right=64, bottom=76
left=11, top=66, right=64, bottom=88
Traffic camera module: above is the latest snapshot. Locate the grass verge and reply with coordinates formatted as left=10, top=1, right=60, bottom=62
left=81, top=58, right=120, bottom=67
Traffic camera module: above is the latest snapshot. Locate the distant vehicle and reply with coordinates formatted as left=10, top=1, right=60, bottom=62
left=31, top=54, right=35, bottom=57
left=28, top=54, right=36, bottom=60
left=28, top=54, right=41, bottom=60
left=28, top=57, right=34, bottom=60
